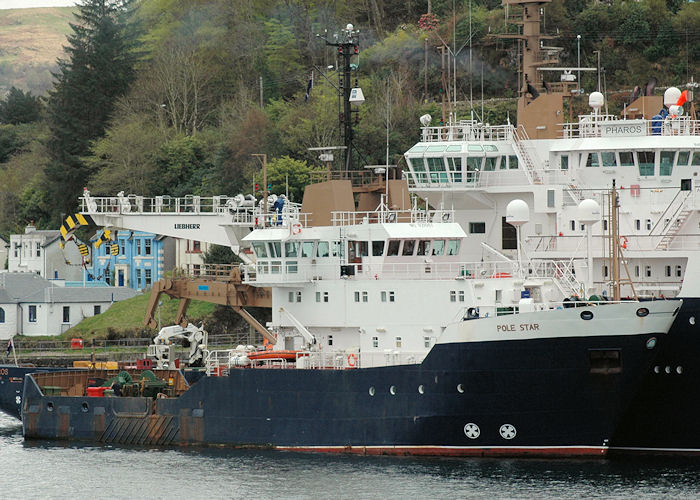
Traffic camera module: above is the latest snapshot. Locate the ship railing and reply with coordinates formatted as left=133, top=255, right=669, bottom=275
left=242, top=259, right=571, bottom=284
left=330, top=208, right=456, bottom=226
left=526, top=233, right=700, bottom=253
left=560, top=116, right=700, bottom=139
left=419, top=123, right=515, bottom=143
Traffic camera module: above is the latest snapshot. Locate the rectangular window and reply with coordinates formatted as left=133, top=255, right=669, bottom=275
left=601, top=151, right=616, bottom=167
left=424, top=337, right=431, bottom=348
left=676, top=265, right=682, bottom=277
left=659, top=151, right=675, bottom=176
left=301, top=241, right=314, bottom=258
left=431, top=240, right=445, bottom=256
left=381, top=291, right=395, bottom=303
left=677, top=151, right=690, bottom=166
left=645, top=265, right=652, bottom=277
left=469, top=222, right=486, bottom=234
left=570, top=220, right=576, bottom=231
left=36, top=242, right=41, bottom=257
left=328, top=335, right=333, bottom=346
left=416, top=240, right=431, bottom=256
left=372, top=241, right=384, bottom=256
left=119, top=240, right=125, bottom=255
left=354, top=291, right=360, bottom=302
left=136, top=268, right=141, bottom=287
left=289, top=291, right=295, bottom=303
left=508, top=155, right=519, bottom=170
left=316, top=291, right=329, bottom=303
left=145, top=269, right=152, bottom=286
left=316, top=241, right=330, bottom=258
left=62, top=306, right=70, bottom=323
left=295, top=291, right=301, bottom=302
left=145, top=239, right=152, bottom=256
left=635, top=265, right=640, bottom=277
left=268, top=242, right=282, bottom=258
left=450, top=290, right=456, bottom=302
left=604, top=265, right=609, bottom=278
left=646, top=219, right=652, bottom=231
left=692, top=151, right=700, bottom=166
left=285, top=241, right=300, bottom=258
left=362, top=291, right=368, bottom=302
left=638, top=151, right=655, bottom=176
left=372, top=336, right=379, bottom=348
left=447, top=156, right=462, bottom=182
left=560, top=155, right=569, bottom=170
left=395, top=336, right=402, bottom=348
left=316, top=291, right=321, bottom=302
left=603, top=220, right=608, bottom=231
left=635, top=219, right=641, bottom=231
left=386, top=240, right=400, bottom=256
left=28, top=305, right=36, bottom=323
left=402, top=240, right=416, bottom=256
left=665, top=265, right=672, bottom=277
left=458, top=291, right=465, bottom=302
left=446, top=240, right=460, bottom=256
left=619, top=152, right=634, bottom=166
left=483, top=157, right=498, bottom=171
left=586, top=152, right=600, bottom=167
left=252, top=242, right=268, bottom=258
left=94, top=305, right=101, bottom=315
left=136, top=239, right=142, bottom=255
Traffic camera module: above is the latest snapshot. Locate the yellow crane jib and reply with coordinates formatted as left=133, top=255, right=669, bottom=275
left=94, top=229, right=112, bottom=248
left=59, top=213, right=96, bottom=248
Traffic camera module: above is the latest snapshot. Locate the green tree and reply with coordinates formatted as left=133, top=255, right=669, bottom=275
left=0, top=87, right=42, bottom=125
left=254, top=155, right=324, bottom=203
left=202, top=244, right=240, bottom=265
left=45, top=0, right=140, bottom=219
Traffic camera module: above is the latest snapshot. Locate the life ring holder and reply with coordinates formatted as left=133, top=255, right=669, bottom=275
left=347, top=353, right=358, bottom=367
left=292, top=223, right=302, bottom=235
left=620, top=235, right=628, bottom=249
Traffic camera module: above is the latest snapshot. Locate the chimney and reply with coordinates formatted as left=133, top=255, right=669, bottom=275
left=25, top=221, right=36, bottom=234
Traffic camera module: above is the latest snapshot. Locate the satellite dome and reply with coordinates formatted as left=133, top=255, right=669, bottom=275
left=577, top=199, right=601, bottom=223
left=506, top=199, right=529, bottom=226
left=588, top=92, right=604, bottom=110
left=664, top=87, right=681, bottom=107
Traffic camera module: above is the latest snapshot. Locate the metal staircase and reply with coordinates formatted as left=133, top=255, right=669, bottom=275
left=654, top=190, right=694, bottom=250
left=512, top=125, right=545, bottom=185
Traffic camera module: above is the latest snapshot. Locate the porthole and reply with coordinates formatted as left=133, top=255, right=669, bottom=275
left=81, top=402, right=89, bottom=412
left=665, top=366, right=671, bottom=374
left=390, top=385, right=397, bottom=395
left=653, top=366, right=660, bottom=374
left=418, top=385, right=425, bottom=394
left=646, top=337, right=657, bottom=349
left=47, top=402, right=54, bottom=412
left=636, top=307, right=649, bottom=318
left=368, top=386, right=375, bottom=396
left=457, top=384, right=465, bottom=394
left=677, top=366, right=683, bottom=375
left=690, top=316, right=696, bottom=326
left=580, top=310, right=594, bottom=320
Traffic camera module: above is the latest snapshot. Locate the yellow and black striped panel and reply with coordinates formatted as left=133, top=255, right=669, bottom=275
left=78, top=244, right=89, bottom=256
left=60, top=213, right=95, bottom=241
left=110, top=244, right=119, bottom=255
left=95, top=229, right=112, bottom=248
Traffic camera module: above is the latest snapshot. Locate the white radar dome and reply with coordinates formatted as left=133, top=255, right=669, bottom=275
left=664, top=87, right=681, bottom=107
left=419, top=114, right=432, bottom=126
left=588, top=92, right=604, bottom=110
left=506, top=199, right=529, bottom=226
left=577, top=199, right=601, bottom=223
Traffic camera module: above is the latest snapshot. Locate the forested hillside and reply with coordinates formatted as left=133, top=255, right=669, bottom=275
left=0, top=0, right=698, bottom=238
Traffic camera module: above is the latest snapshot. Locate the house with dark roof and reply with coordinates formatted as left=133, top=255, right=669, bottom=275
left=8, top=224, right=85, bottom=281
left=0, top=273, right=137, bottom=338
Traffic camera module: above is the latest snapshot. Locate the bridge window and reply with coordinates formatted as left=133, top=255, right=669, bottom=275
left=508, top=155, right=519, bottom=170
left=316, top=241, right=330, bottom=258
left=372, top=241, right=384, bottom=256
left=446, top=240, right=460, bottom=256
left=619, top=152, right=634, bottom=166
left=301, top=241, right=315, bottom=258
left=0, top=307, right=4, bottom=323
left=677, top=151, right=690, bottom=166
left=402, top=240, right=416, bottom=256
left=446, top=145, right=462, bottom=152
left=386, top=240, right=400, bottom=256
left=660, top=151, right=675, bottom=176
left=601, top=152, right=616, bottom=167
left=692, top=152, right=700, bottom=166
left=447, top=157, right=462, bottom=182
left=585, top=153, right=600, bottom=167
left=285, top=241, right=300, bottom=257
left=466, top=157, right=481, bottom=178
left=416, top=240, right=431, bottom=256
left=348, top=241, right=368, bottom=259
left=427, top=157, right=448, bottom=183
left=638, top=151, right=655, bottom=176
left=484, top=145, right=498, bottom=152
left=467, top=144, right=484, bottom=152
left=410, top=158, right=428, bottom=184
left=268, top=242, right=282, bottom=258
left=252, top=242, right=267, bottom=258
left=431, top=240, right=445, bottom=256
left=483, top=157, right=498, bottom=171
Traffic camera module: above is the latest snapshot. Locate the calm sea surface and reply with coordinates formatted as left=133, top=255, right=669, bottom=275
left=2, top=413, right=700, bottom=499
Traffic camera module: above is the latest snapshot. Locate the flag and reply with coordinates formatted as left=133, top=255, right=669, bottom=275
left=304, top=71, right=313, bottom=102
left=676, top=90, right=688, bottom=107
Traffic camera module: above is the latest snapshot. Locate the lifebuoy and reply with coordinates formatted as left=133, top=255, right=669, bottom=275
left=347, top=353, right=357, bottom=367
left=387, top=212, right=396, bottom=223
left=292, top=223, right=302, bottom=235
left=441, top=212, right=450, bottom=222
left=620, top=236, right=628, bottom=249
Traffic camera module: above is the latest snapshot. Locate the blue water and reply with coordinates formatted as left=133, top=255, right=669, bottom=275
left=2, top=412, right=700, bottom=499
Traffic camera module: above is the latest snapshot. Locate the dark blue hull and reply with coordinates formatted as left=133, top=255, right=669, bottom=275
left=611, top=297, right=700, bottom=453
left=22, top=334, right=661, bottom=457
left=0, top=366, right=78, bottom=420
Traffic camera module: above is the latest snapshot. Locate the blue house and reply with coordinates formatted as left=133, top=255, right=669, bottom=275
left=90, top=231, right=175, bottom=290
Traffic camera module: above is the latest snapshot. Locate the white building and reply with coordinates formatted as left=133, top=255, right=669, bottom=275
left=0, top=273, right=137, bottom=338
left=175, top=239, right=211, bottom=276
left=8, top=225, right=84, bottom=281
